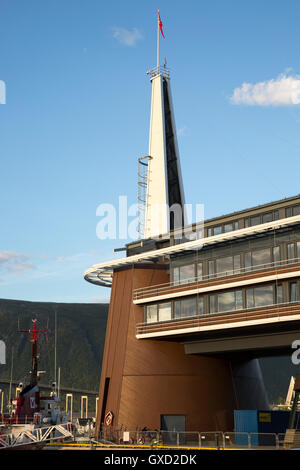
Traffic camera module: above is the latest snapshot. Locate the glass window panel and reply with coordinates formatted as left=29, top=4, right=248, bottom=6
left=180, top=297, right=197, bottom=318
left=146, top=305, right=158, bottom=323
left=244, top=218, right=249, bottom=228
left=276, top=285, right=283, bottom=304
left=216, top=256, right=233, bottom=276
left=158, top=302, right=172, bottom=322
left=208, top=260, right=215, bottom=278
left=250, top=215, right=261, bottom=226
left=233, top=255, right=241, bottom=274
left=235, top=290, right=243, bottom=309
left=297, top=242, right=300, bottom=259
left=173, top=267, right=180, bottom=284
left=251, top=248, right=271, bottom=267
left=218, top=291, right=235, bottom=312
left=213, top=226, right=222, bottom=235
left=293, top=205, right=300, bottom=216
left=224, top=223, right=233, bottom=233
left=286, top=207, right=292, bottom=218
left=207, top=228, right=213, bottom=237
left=274, top=210, right=279, bottom=220
left=209, top=295, right=216, bottom=313
left=253, top=285, right=274, bottom=307
left=262, top=212, right=273, bottom=223
left=234, top=221, right=239, bottom=230
left=174, top=301, right=181, bottom=319
left=197, top=262, right=203, bottom=280
left=272, top=246, right=280, bottom=264
left=287, top=243, right=295, bottom=260
left=290, top=282, right=298, bottom=302
left=246, top=289, right=254, bottom=308
left=198, top=297, right=204, bottom=315
left=180, top=264, right=195, bottom=283
left=244, top=252, right=252, bottom=269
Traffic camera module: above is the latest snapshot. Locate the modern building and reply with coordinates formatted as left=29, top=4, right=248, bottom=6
left=84, top=64, right=300, bottom=437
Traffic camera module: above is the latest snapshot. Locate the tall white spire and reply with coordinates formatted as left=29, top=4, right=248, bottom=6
left=144, top=67, right=185, bottom=239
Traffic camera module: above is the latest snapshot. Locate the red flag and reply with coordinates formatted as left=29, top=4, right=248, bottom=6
left=158, top=11, right=165, bottom=38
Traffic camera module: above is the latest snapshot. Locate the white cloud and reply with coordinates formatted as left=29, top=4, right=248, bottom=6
left=0, top=251, right=35, bottom=274
left=230, top=73, right=300, bottom=106
left=112, top=27, right=143, bottom=47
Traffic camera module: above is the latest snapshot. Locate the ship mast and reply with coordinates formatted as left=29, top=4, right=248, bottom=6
left=18, top=320, right=48, bottom=388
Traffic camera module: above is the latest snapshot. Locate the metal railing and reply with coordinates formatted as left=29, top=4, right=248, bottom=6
left=133, top=256, right=300, bottom=301
left=0, top=422, right=73, bottom=449
left=146, top=65, right=170, bottom=79
left=98, top=428, right=295, bottom=450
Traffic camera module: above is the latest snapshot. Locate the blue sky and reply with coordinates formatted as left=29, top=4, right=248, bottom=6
left=1, top=0, right=300, bottom=303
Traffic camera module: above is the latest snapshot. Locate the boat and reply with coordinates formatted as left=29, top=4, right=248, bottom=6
left=0, top=319, right=73, bottom=450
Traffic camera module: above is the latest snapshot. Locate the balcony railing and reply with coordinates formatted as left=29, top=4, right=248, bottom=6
left=133, top=257, right=300, bottom=302
left=136, top=301, right=300, bottom=337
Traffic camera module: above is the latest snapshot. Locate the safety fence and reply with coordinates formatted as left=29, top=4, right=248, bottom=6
left=99, top=428, right=295, bottom=450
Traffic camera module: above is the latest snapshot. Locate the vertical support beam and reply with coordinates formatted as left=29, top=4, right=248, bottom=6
left=0, top=389, right=3, bottom=417
left=81, top=395, right=88, bottom=419
left=66, top=393, right=73, bottom=422
left=95, top=397, right=99, bottom=421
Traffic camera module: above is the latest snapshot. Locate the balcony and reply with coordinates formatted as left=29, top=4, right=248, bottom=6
left=136, top=301, right=300, bottom=339
left=133, top=257, right=300, bottom=304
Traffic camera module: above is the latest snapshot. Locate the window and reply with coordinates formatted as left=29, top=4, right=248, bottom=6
left=290, top=282, right=299, bottom=302
left=244, top=248, right=271, bottom=270
left=209, top=295, right=216, bottom=314
left=158, top=302, right=172, bottom=322
left=198, top=297, right=204, bottom=315
left=286, top=207, right=292, bottom=218
left=174, top=297, right=196, bottom=319
left=287, top=243, right=295, bottom=260
left=215, top=255, right=241, bottom=276
left=224, top=222, right=233, bottom=233
left=276, top=284, right=283, bottom=304
left=286, top=205, right=300, bottom=217
left=172, top=264, right=195, bottom=284
left=244, top=211, right=279, bottom=228
left=252, top=248, right=271, bottom=267
left=262, top=212, right=273, bottom=223
left=217, top=290, right=243, bottom=313
left=208, top=260, right=215, bottom=278
left=197, top=262, right=203, bottom=280
left=246, top=285, right=274, bottom=308
left=207, top=221, right=239, bottom=237
left=234, top=255, right=241, bottom=273
left=213, top=226, right=222, bottom=236
left=146, top=305, right=158, bottom=323
left=216, top=256, right=234, bottom=276
left=272, top=246, right=280, bottom=264
left=250, top=215, right=261, bottom=227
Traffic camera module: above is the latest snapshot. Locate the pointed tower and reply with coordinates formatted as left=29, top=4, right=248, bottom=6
left=144, top=66, right=185, bottom=239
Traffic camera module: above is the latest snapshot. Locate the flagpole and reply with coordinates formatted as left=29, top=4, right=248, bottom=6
left=157, top=9, right=159, bottom=70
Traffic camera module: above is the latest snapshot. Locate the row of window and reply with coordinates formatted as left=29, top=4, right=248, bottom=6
left=172, top=241, right=300, bottom=284
left=144, top=281, right=300, bottom=324
left=205, top=203, right=300, bottom=238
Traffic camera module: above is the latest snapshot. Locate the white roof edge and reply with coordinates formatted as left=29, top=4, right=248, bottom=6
left=84, top=215, right=300, bottom=278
